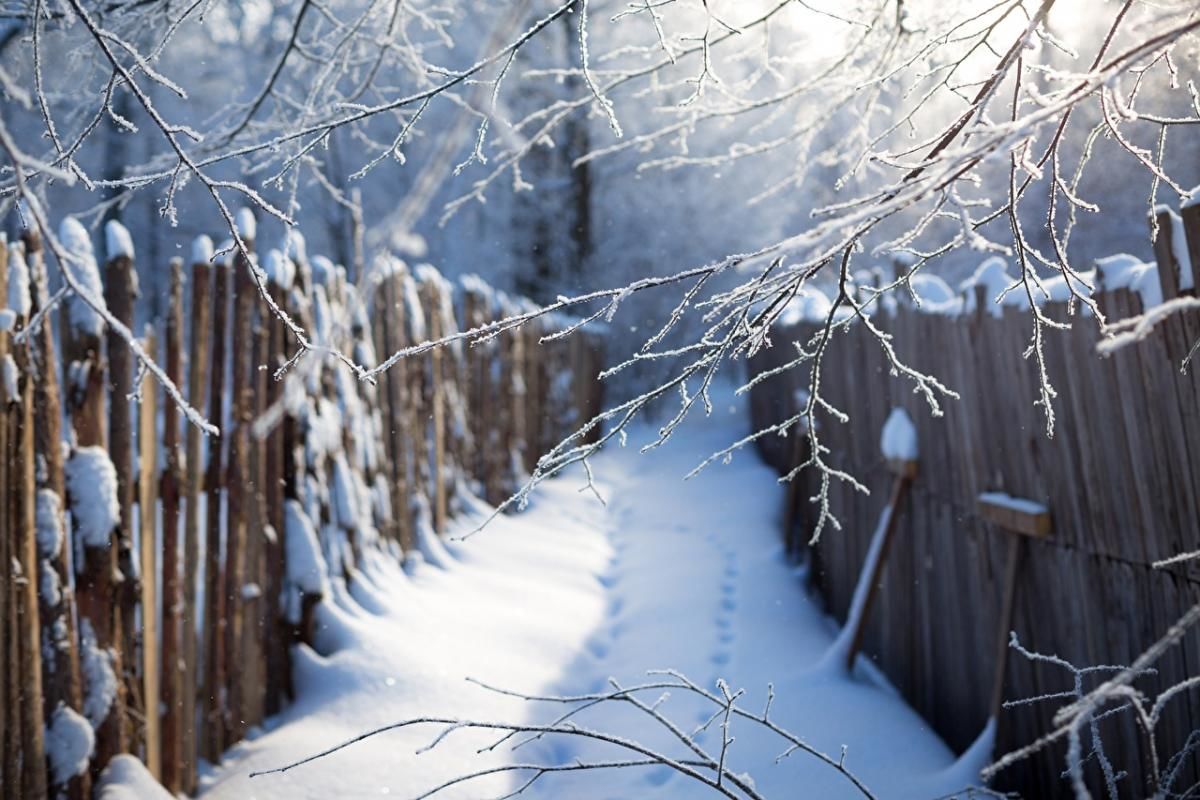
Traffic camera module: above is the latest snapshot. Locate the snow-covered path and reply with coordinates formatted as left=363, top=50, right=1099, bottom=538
left=192, top=394, right=981, bottom=800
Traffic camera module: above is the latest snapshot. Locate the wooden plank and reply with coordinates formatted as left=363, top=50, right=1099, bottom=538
left=103, top=247, right=140, bottom=753
left=12, top=290, right=47, bottom=799
left=159, top=262, right=185, bottom=793
left=976, top=494, right=1052, bottom=538
left=137, top=328, right=161, bottom=780
left=203, top=257, right=231, bottom=763
left=180, top=254, right=212, bottom=792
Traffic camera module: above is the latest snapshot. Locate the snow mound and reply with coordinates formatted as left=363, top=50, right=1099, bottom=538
left=1096, top=254, right=1162, bottom=308
left=65, top=446, right=120, bottom=548
left=46, top=704, right=94, bottom=785
left=881, top=407, right=918, bottom=461
left=905, top=273, right=962, bottom=315
left=779, top=286, right=833, bottom=325
left=36, top=489, right=65, bottom=559
left=96, top=754, right=173, bottom=800
left=80, top=619, right=118, bottom=727
left=960, top=257, right=1028, bottom=317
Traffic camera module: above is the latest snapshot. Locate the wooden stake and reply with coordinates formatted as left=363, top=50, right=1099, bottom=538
left=844, top=464, right=915, bottom=671
left=26, top=231, right=89, bottom=800
left=181, top=255, right=212, bottom=792
left=137, top=328, right=161, bottom=779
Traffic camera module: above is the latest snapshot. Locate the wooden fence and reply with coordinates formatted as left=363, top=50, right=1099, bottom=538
left=0, top=220, right=603, bottom=798
left=748, top=205, right=1200, bottom=798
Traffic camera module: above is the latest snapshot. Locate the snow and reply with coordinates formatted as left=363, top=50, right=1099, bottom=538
left=80, top=619, right=118, bottom=728
left=904, top=273, right=962, bottom=315
left=195, top=386, right=982, bottom=800
left=7, top=241, right=31, bottom=318
left=65, top=446, right=120, bottom=548
left=284, top=229, right=307, bottom=265
left=1, top=354, right=17, bottom=403
left=818, top=503, right=893, bottom=673
left=58, top=217, right=107, bottom=337
left=880, top=407, right=918, bottom=462
left=97, top=755, right=173, bottom=800
left=960, top=257, right=1029, bottom=317
left=265, top=248, right=296, bottom=289
left=235, top=207, right=257, bottom=241
left=779, top=286, right=833, bottom=326
left=1037, top=268, right=1095, bottom=308
left=192, top=235, right=215, bottom=265
left=310, top=255, right=335, bottom=287
left=285, top=500, right=330, bottom=602
left=1095, top=254, right=1162, bottom=308
left=45, top=703, right=94, bottom=785
left=978, top=491, right=1048, bottom=516
left=36, top=489, right=65, bottom=559
left=104, top=220, right=134, bottom=261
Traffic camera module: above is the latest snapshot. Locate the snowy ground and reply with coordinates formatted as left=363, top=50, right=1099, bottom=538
left=114, top=389, right=986, bottom=800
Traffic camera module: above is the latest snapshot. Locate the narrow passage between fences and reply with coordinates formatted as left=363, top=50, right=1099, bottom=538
left=184, top=387, right=979, bottom=800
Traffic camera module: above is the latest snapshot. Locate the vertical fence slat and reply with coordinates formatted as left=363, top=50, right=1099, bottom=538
left=137, top=327, right=161, bottom=780
left=159, top=261, right=184, bottom=792
left=202, top=257, right=231, bottom=763
left=26, top=231, right=89, bottom=800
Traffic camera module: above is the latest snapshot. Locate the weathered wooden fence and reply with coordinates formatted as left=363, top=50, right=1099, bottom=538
left=748, top=204, right=1200, bottom=797
left=0, top=218, right=603, bottom=798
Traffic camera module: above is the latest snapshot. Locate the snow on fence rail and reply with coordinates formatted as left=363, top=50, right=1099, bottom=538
left=748, top=202, right=1200, bottom=798
left=0, top=219, right=604, bottom=799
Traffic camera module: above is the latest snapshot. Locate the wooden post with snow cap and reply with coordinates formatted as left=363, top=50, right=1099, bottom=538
left=977, top=492, right=1051, bottom=720
left=203, top=234, right=232, bottom=764
left=58, top=217, right=130, bottom=779
left=841, top=407, right=918, bottom=672
left=102, top=220, right=142, bottom=751
left=1149, top=206, right=1195, bottom=363
left=25, top=230, right=90, bottom=800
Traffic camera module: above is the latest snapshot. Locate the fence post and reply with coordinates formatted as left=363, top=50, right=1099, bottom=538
left=181, top=243, right=213, bottom=791
left=7, top=243, right=48, bottom=799
left=137, top=327, right=160, bottom=780
left=25, top=231, right=89, bottom=800
left=224, top=234, right=257, bottom=744
left=60, top=223, right=128, bottom=781
left=203, top=252, right=231, bottom=763
left=103, top=233, right=141, bottom=752
left=159, top=260, right=184, bottom=792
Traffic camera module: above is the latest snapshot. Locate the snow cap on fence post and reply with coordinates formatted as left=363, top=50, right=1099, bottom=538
left=7, top=239, right=31, bottom=318
left=191, top=235, right=214, bottom=266
left=103, top=220, right=134, bottom=262
left=58, top=216, right=107, bottom=337
left=881, top=407, right=918, bottom=462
